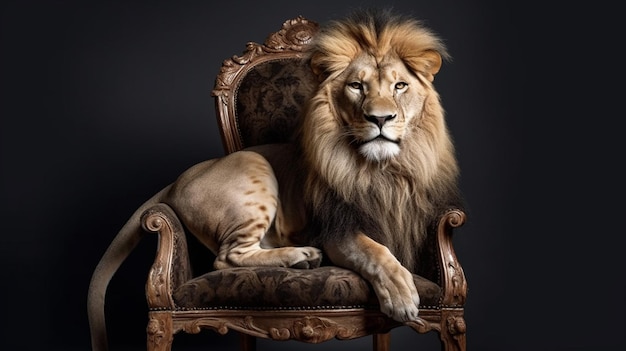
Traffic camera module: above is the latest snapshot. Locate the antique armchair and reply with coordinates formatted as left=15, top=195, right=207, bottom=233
left=136, top=16, right=467, bottom=351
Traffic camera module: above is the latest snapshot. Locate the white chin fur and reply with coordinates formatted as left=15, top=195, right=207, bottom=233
left=359, top=141, right=400, bottom=162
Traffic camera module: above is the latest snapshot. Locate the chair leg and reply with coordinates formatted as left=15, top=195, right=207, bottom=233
left=441, top=333, right=466, bottom=351
left=240, top=333, right=256, bottom=351
left=146, top=313, right=173, bottom=351
left=440, top=313, right=467, bottom=351
left=373, top=332, right=390, bottom=351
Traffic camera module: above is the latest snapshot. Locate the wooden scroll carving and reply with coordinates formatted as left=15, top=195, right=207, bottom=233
left=171, top=310, right=399, bottom=343
left=141, top=203, right=192, bottom=309
left=212, top=15, right=319, bottom=96
left=437, top=209, right=468, bottom=307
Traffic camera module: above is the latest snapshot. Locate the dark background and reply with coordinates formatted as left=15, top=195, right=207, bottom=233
left=1, top=1, right=623, bottom=350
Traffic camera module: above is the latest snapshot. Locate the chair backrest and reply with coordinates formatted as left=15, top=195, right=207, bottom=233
left=211, top=16, right=320, bottom=154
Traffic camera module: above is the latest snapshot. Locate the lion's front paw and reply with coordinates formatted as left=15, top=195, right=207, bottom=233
left=289, top=256, right=322, bottom=269
left=374, top=266, right=421, bottom=322
left=289, top=247, right=323, bottom=269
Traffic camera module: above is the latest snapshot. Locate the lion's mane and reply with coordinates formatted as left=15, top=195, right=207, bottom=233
left=297, top=10, right=462, bottom=272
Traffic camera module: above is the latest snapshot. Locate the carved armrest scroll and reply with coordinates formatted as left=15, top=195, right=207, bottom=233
left=141, top=203, right=192, bottom=309
left=436, top=209, right=468, bottom=306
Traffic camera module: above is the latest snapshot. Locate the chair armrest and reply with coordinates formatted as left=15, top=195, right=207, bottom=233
left=436, top=208, right=468, bottom=307
left=141, top=203, right=193, bottom=309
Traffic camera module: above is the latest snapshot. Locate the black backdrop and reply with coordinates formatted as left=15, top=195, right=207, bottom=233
left=2, top=1, right=623, bottom=350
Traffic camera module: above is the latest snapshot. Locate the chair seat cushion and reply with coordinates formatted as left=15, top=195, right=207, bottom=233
left=172, top=266, right=441, bottom=310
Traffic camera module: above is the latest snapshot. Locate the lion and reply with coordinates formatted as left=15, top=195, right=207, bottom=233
left=88, top=9, right=462, bottom=350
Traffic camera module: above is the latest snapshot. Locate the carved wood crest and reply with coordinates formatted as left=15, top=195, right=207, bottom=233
left=212, top=16, right=319, bottom=100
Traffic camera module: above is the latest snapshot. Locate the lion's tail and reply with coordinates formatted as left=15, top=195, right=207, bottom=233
left=87, top=184, right=172, bottom=351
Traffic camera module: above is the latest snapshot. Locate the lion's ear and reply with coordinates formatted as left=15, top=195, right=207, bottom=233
left=408, top=50, right=442, bottom=82
left=423, top=50, right=443, bottom=81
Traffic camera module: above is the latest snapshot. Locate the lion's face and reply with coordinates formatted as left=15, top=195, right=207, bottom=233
left=334, top=53, right=429, bottom=162
left=302, top=12, right=456, bottom=207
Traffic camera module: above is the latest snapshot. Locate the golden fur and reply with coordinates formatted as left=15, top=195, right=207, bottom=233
left=300, top=10, right=460, bottom=272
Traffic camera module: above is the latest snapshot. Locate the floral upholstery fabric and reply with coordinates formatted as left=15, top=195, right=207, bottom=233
left=235, top=59, right=318, bottom=148
left=173, top=266, right=441, bottom=310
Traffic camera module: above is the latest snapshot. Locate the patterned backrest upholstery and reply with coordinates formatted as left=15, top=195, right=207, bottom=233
left=235, top=59, right=317, bottom=147
left=212, top=16, right=320, bottom=154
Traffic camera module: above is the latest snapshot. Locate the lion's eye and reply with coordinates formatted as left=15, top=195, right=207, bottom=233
left=348, top=82, right=363, bottom=90
left=395, top=82, right=408, bottom=90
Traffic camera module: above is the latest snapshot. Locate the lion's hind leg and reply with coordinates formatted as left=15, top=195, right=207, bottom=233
left=214, top=241, right=322, bottom=270
left=213, top=202, right=322, bottom=269
left=211, top=152, right=321, bottom=270
left=213, top=213, right=322, bottom=269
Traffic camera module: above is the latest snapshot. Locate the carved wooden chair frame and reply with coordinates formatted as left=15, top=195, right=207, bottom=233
left=141, top=16, right=468, bottom=351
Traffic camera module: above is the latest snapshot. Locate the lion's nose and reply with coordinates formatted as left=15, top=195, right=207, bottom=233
left=365, top=114, right=396, bottom=129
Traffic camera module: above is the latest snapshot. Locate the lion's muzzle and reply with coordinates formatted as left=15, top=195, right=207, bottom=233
left=365, top=114, right=397, bottom=129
